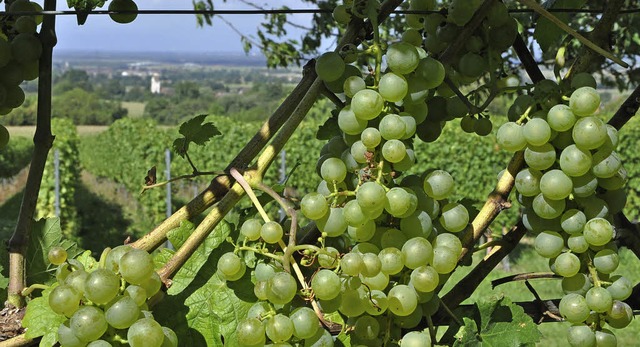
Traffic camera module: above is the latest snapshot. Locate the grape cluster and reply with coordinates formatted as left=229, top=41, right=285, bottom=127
left=46, top=245, right=177, bottom=347
left=0, top=0, right=43, bottom=115
left=497, top=80, right=631, bottom=346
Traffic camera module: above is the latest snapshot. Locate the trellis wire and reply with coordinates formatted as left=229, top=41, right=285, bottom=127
left=2, top=8, right=640, bottom=16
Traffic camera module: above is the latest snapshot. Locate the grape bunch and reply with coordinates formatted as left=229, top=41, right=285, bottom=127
left=46, top=245, right=177, bottom=347
left=0, top=0, right=43, bottom=115
left=497, top=80, right=631, bottom=346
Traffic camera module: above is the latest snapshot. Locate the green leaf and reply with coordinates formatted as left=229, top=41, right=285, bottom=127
left=454, top=296, right=542, bottom=346
left=533, top=0, right=587, bottom=53
left=27, top=218, right=81, bottom=286
left=22, top=284, right=66, bottom=345
left=172, top=114, right=222, bottom=157
left=0, top=264, right=7, bottom=292
left=153, top=221, right=256, bottom=346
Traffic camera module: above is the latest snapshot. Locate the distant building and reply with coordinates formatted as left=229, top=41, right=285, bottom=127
left=151, top=73, right=161, bottom=94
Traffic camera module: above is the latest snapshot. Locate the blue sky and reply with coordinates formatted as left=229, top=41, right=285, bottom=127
left=48, top=0, right=316, bottom=53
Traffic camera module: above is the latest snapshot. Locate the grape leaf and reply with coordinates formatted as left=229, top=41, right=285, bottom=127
left=27, top=218, right=81, bottom=286
left=533, top=0, right=587, bottom=53
left=172, top=114, right=221, bottom=158
left=22, top=284, right=65, bottom=345
left=153, top=221, right=255, bottom=346
left=454, top=295, right=542, bottom=346
left=0, top=264, right=8, bottom=299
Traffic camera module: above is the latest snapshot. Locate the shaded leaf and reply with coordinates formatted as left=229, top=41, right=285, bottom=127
left=454, top=296, right=542, bottom=346
left=22, top=285, right=65, bottom=344
left=173, top=114, right=222, bottom=157
left=145, top=166, right=157, bottom=186
left=533, top=0, right=587, bottom=53
left=27, top=218, right=81, bottom=286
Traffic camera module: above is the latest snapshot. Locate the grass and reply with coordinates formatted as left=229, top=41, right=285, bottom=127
left=441, top=242, right=640, bottom=346
left=121, top=101, right=146, bottom=117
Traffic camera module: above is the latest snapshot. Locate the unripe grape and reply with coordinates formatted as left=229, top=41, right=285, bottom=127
left=570, top=86, right=600, bottom=116
left=315, top=52, right=345, bottom=82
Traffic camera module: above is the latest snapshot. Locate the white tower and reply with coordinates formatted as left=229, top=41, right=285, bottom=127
left=151, top=73, right=161, bottom=94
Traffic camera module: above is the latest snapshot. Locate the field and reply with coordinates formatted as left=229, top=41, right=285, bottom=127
left=121, top=101, right=146, bottom=117
left=5, top=125, right=110, bottom=138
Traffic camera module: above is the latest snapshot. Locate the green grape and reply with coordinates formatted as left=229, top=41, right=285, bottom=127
left=105, top=296, right=140, bottom=329
left=606, top=301, right=633, bottom=328
left=402, top=28, right=423, bottom=46
left=254, top=280, right=268, bottom=300
left=572, top=173, right=598, bottom=197
left=562, top=274, right=591, bottom=296
left=354, top=314, right=380, bottom=340
left=523, top=118, right=551, bottom=146
left=579, top=196, right=609, bottom=220
left=586, top=286, right=613, bottom=313
left=431, top=247, right=458, bottom=274
left=361, top=127, right=381, bottom=148
left=458, top=52, right=487, bottom=78
left=316, top=207, right=348, bottom=237
left=11, top=33, right=42, bottom=62
left=401, top=331, right=432, bottom=347
left=567, top=324, right=596, bottom=347
left=554, top=252, right=581, bottom=277
left=404, top=74, right=430, bottom=103
left=559, top=145, right=593, bottom=177
left=567, top=234, right=590, bottom=253
left=400, top=114, right=417, bottom=139
left=344, top=75, right=366, bottom=98
left=591, top=150, right=621, bottom=178
left=84, top=269, right=120, bottom=304
left=261, top=221, right=284, bottom=244
left=378, top=247, right=405, bottom=275
left=486, top=0, right=510, bottom=26
left=570, top=73, right=597, bottom=89
left=320, top=157, right=347, bottom=183
left=540, top=169, right=573, bottom=200
left=290, top=307, right=319, bottom=339
left=87, top=340, right=112, bottom=347
left=433, top=233, right=462, bottom=256
left=304, top=326, right=334, bottom=346
left=379, top=72, right=408, bottom=102
left=104, top=244, right=132, bottom=273
left=326, top=64, right=361, bottom=94
left=357, top=182, right=387, bottom=210
left=48, top=246, right=68, bottom=265
left=595, top=329, right=617, bottom=347
left=560, top=209, right=587, bottom=235
left=338, top=105, right=367, bottom=135
left=465, top=35, right=484, bottom=53
left=332, top=4, right=351, bottom=24
left=266, top=314, right=294, bottom=343
left=534, top=231, right=564, bottom=258
left=341, top=252, right=364, bottom=276
left=125, top=285, right=147, bottom=306
left=559, top=294, right=591, bottom=323
left=570, top=87, right=600, bottom=116
left=140, top=272, right=162, bottom=298
left=315, top=52, right=345, bottom=82
left=401, top=237, right=433, bottom=269
left=318, top=246, right=340, bottom=268
left=380, top=227, right=408, bottom=249
left=388, top=284, right=418, bottom=316
left=4, top=84, right=26, bottom=108
left=473, top=117, right=493, bottom=136
left=532, top=193, right=565, bottom=219
left=423, top=170, right=454, bottom=200
left=0, top=38, right=11, bottom=68
left=0, top=124, right=10, bottom=150
left=338, top=287, right=367, bottom=317
left=598, top=167, right=627, bottom=191
left=364, top=289, right=389, bottom=316
left=593, top=249, right=618, bottom=274
left=382, top=139, right=406, bottom=163
left=400, top=210, right=433, bottom=239
left=415, top=57, right=445, bottom=89
left=524, top=143, right=556, bottom=171
left=301, top=192, right=329, bottom=221
left=109, top=0, right=138, bottom=24
left=553, top=130, right=574, bottom=150
left=573, top=116, right=607, bottom=150
left=607, top=275, right=632, bottom=301
left=547, top=104, right=576, bottom=132
left=58, top=321, right=85, bottom=347
left=217, top=252, right=243, bottom=278
left=496, top=122, right=526, bottom=152
left=515, top=168, right=542, bottom=197
left=379, top=114, right=406, bottom=140
left=386, top=42, right=420, bottom=74
left=439, top=202, right=469, bottom=233
left=254, top=262, right=276, bottom=282
left=404, top=101, right=428, bottom=124
left=64, top=270, right=88, bottom=296
left=384, top=187, right=412, bottom=217
left=344, top=201, right=369, bottom=229
left=70, top=306, right=108, bottom=342
left=351, top=89, right=384, bottom=120
left=410, top=265, right=439, bottom=293
left=360, top=252, right=382, bottom=277
left=266, top=272, right=297, bottom=305
left=161, top=327, right=179, bottom=347
left=119, top=249, right=154, bottom=285
left=448, top=0, right=480, bottom=26
left=49, top=284, right=81, bottom=317
left=583, top=218, right=613, bottom=246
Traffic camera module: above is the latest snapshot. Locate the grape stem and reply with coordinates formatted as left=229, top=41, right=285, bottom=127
left=586, top=257, right=602, bottom=287
left=473, top=239, right=506, bottom=253
left=139, top=170, right=224, bottom=194
left=444, top=77, right=480, bottom=115
left=234, top=246, right=283, bottom=262
left=426, top=314, right=437, bottom=344
left=20, top=284, right=49, bottom=297
left=229, top=168, right=271, bottom=223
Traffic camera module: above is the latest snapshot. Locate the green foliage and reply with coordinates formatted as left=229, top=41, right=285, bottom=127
left=454, top=296, right=542, bottom=346
left=533, top=0, right=588, bottom=53
left=616, top=116, right=640, bottom=221
left=52, top=87, right=127, bottom=125
left=26, top=218, right=81, bottom=286
left=36, top=119, right=81, bottom=238
left=21, top=285, right=66, bottom=345
left=0, top=135, right=32, bottom=177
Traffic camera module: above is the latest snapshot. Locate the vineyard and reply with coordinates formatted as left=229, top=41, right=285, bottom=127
left=2, top=0, right=640, bottom=347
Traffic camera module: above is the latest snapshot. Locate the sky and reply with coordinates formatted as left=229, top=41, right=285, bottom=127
left=45, top=0, right=317, bottom=54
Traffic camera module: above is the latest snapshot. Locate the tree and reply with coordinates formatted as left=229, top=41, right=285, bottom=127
left=1, top=1, right=640, bottom=346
